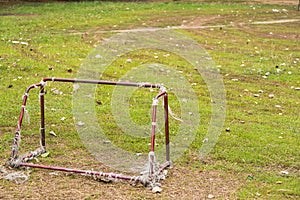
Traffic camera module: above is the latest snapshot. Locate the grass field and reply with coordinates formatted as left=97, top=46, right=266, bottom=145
left=0, top=0, right=299, bottom=199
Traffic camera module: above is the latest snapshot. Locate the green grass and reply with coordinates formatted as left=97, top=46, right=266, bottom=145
left=0, top=1, right=299, bottom=199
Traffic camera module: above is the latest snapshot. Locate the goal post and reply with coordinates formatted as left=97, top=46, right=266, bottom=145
left=7, top=77, right=171, bottom=188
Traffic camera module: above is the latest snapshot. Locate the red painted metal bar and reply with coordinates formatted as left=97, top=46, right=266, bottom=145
left=10, top=83, right=43, bottom=161
left=150, top=91, right=167, bottom=152
left=160, top=161, right=171, bottom=172
left=42, top=77, right=162, bottom=89
left=150, top=104, right=157, bottom=152
left=40, top=85, right=46, bottom=149
left=164, top=94, right=170, bottom=162
left=19, top=162, right=140, bottom=182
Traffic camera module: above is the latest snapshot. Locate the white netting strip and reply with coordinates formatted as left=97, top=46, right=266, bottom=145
left=0, top=165, right=30, bottom=184
left=138, top=151, right=167, bottom=188
left=40, top=80, right=47, bottom=86
left=22, top=92, right=28, bottom=99
left=23, top=105, right=30, bottom=124
left=8, top=147, right=46, bottom=168
left=152, top=99, right=159, bottom=106
left=161, top=100, right=183, bottom=122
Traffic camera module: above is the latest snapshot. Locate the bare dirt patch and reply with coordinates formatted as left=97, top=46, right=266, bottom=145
left=0, top=164, right=243, bottom=199
left=253, top=0, right=298, bottom=5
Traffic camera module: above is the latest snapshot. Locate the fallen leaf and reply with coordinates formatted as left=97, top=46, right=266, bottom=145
left=41, top=152, right=50, bottom=158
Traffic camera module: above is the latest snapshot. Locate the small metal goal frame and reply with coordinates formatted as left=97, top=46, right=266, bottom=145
left=7, top=77, right=171, bottom=188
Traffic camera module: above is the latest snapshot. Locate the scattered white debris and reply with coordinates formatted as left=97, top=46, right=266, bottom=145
left=208, top=194, right=215, bottom=199
left=202, top=138, right=209, bottom=143
left=49, top=131, right=57, bottom=137
left=126, top=58, right=132, bottom=63
left=254, top=94, right=260, bottom=97
left=265, top=72, right=270, bottom=76
left=258, top=90, right=264, bottom=93
left=12, top=41, right=28, bottom=45
left=275, top=105, right=281, bottom=108
left=51, top=88, right=63, bottom=95
left=279, top=170, right=289, bottom=175
left=231, top=78, right=239, bottom=81
left=61, top=117, right=66, bottom=121
left=73, top=84, right=80, bottom=92
left=268, top=94, right=274, bottom=98
left=95, top=54, right=102, bottom=59
left=77, top=121, right=84, bottom=126
left=136, top=153, right=142, bottom=157
left=152, top=186, right=162, bottom=193
left=272, top=9, right=279, bottom=13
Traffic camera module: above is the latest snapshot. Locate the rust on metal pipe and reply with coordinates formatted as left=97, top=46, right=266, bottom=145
left=43, top=77, right=162, bottom=89
left=164, top=94, right=170, bottom=162
left=19, top=162, right=140, bottom=182
left=40, top=85, right=46, bottom=149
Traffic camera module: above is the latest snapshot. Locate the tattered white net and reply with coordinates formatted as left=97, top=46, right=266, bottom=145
left=0, top=165, right=30, bottom=184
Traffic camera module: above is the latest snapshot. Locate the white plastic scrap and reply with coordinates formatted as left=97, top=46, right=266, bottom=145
left=77, top=121, right=85, bottom=126
left=279, top=170, right=289, bottom=175
left=49, top=131, right=57, bottom=137
left=152, top=186, right=162, bottom=193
